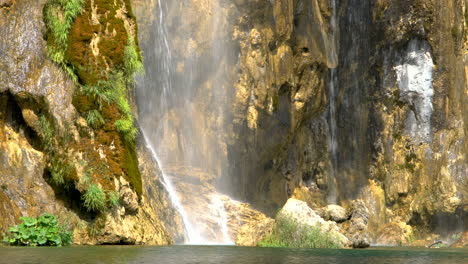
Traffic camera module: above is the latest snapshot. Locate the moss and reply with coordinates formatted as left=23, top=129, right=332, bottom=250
left=66, top=0, right=129, bottom=86
left=44, top=0, right=143, bottom=201
left=122, top=139, right=142, bottom=197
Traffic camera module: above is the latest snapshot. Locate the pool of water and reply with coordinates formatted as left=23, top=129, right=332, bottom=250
left=0, top=246, right=466, bottom=264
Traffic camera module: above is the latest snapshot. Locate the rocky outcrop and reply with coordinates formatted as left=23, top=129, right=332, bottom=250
left=278, top=199, right=349, bottom=247
left=131, top=0, right=465, bottom=245
left=316, top=204, right=348, bottom=223
left=1, top=0, right=465, bottom=247
left=0, top=0, right=174, bottom=245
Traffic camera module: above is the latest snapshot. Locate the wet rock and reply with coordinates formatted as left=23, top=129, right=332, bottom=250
left=119, top=185, right=139, bottom=214
left=340, top=200, right=371, bottom=248
left=451, top=232, right=468, bottom=248
left=317, top=204, right=348, bottom=223
left=236, top=218, right=275, bottom=246
left=225, top=198, right=273, bottom=241
left=136, top=139, right=184, bottom=243
left=376, top=222, right=413, bottom=246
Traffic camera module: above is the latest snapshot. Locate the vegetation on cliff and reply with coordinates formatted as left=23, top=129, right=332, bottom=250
left=2, top=214, right=72, bottom=247
left=258, top=215, right=341, bottom=249
left=40, top=0, right=144, bottom=221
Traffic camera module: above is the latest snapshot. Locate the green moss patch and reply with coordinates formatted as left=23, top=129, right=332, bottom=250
left=43, top=0, right=144, bottom=205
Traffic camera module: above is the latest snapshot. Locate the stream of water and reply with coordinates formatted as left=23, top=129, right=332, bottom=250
left=327, top=0, right=339, bottom=204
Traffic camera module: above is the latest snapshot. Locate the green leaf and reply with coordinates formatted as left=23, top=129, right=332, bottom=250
left=5, top=213, right=73, bottom=247
left=37, top=236, right=47, bottom=245
left=20, top=217, right=37, bottom=227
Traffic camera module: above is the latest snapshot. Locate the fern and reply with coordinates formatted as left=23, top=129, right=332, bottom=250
left=86, top=110, right=105, bottom=128
left=83, top=184, right=106, bottom=212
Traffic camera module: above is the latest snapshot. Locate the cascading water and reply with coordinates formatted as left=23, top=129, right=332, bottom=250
left=136, top=0, right=234, bottom=245
left=327, top=0, right=339, bottom=203
left=141, top=131, right=203, bottom=243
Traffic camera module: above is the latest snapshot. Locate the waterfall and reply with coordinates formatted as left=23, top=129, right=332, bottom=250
left=136, top=0, right=234, bottom=244
left=327, top=0, right=339, bottom=203
left=141, top=131, right=204, bottom=244
left=209, top=196, right=234, bottom=245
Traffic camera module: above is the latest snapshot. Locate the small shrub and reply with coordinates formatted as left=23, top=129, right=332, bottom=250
left=44, top=0, right=84, bottom=75
left=88, top=215, right=107, bottom=237
left=2, top=214, right=72, bottom=247
left=107, top=191, right=120, bottom=208
left=91, top=72, right=138, bottom=144
left=123, top=36, right=144, bottom=79
left=258, top=215, right=341, bottom=249
left=83, top=184, right=106, bottom=212
left=86, top=109, right=105, bottom=128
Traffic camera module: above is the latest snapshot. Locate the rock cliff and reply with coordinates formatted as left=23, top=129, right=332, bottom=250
left=0, top=0, right=466, bottom=246
left=0, top=0, right=175, bottom=245
left=133, top=0, right=466, bottom=246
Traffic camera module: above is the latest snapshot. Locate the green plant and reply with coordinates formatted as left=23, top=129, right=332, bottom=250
left=44, top=0, right=84, bottom=81
left=86, top=109, right=105, bottom=128
left=92, top=72, right=138, bottom=143
left=123, top=36, right=144, bottom=79
left=258, top=215, right=341, bottom=249
left=107, top=191, right=120, bottom=208
left=38, top=115, right=54, bottom=150
left=88, top=215, right=107, bottom=237
left=83, top=184, right=106, bottom=212
left=38, top=115, right=74, bottom=186
left=2, top=214, right=72, bottom=247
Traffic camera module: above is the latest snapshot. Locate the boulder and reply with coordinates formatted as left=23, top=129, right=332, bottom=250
left=278, top=198, right=349, bottom=247
left=317, top=204, right=349, bottom=223
left=340, top=199, right=371, bottom=248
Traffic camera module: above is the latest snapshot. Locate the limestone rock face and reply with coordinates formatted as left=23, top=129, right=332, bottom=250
left=131, top=0, right=466, bottom=245
left=0, top=0, right=174, bottom=245
left=376, top=222, right=414, bottom=246
left=235, top=218, right=275, bottom=247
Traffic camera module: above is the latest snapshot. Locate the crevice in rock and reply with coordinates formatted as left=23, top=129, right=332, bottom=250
left=0, top=91, right=41, bottom=151
left=43, top=169, right=95, bottom=221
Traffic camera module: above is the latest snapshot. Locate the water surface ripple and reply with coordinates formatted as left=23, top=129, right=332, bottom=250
left=0, top=246, right=466, bottom=264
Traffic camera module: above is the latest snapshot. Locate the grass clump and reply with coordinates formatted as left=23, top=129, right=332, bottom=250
left=44, top=0, right=84, bottom=80
left=107, top=191, right=120, bottom=208
left=2, top=214, right=72, bottom=247
left=38, top=115, right=74, bottom=186
left=81, top=72, right=138, bottom=144
left=83, top=184, right=106, bottom=212
left=258, top=215, right=341, bottom=249
left=123, top=36, right=144, bottom=78
left=86, top=109, right=105, bottom=128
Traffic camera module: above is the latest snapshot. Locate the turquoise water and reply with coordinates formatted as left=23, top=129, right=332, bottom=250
left=0, top=246, right=466, bottom=264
